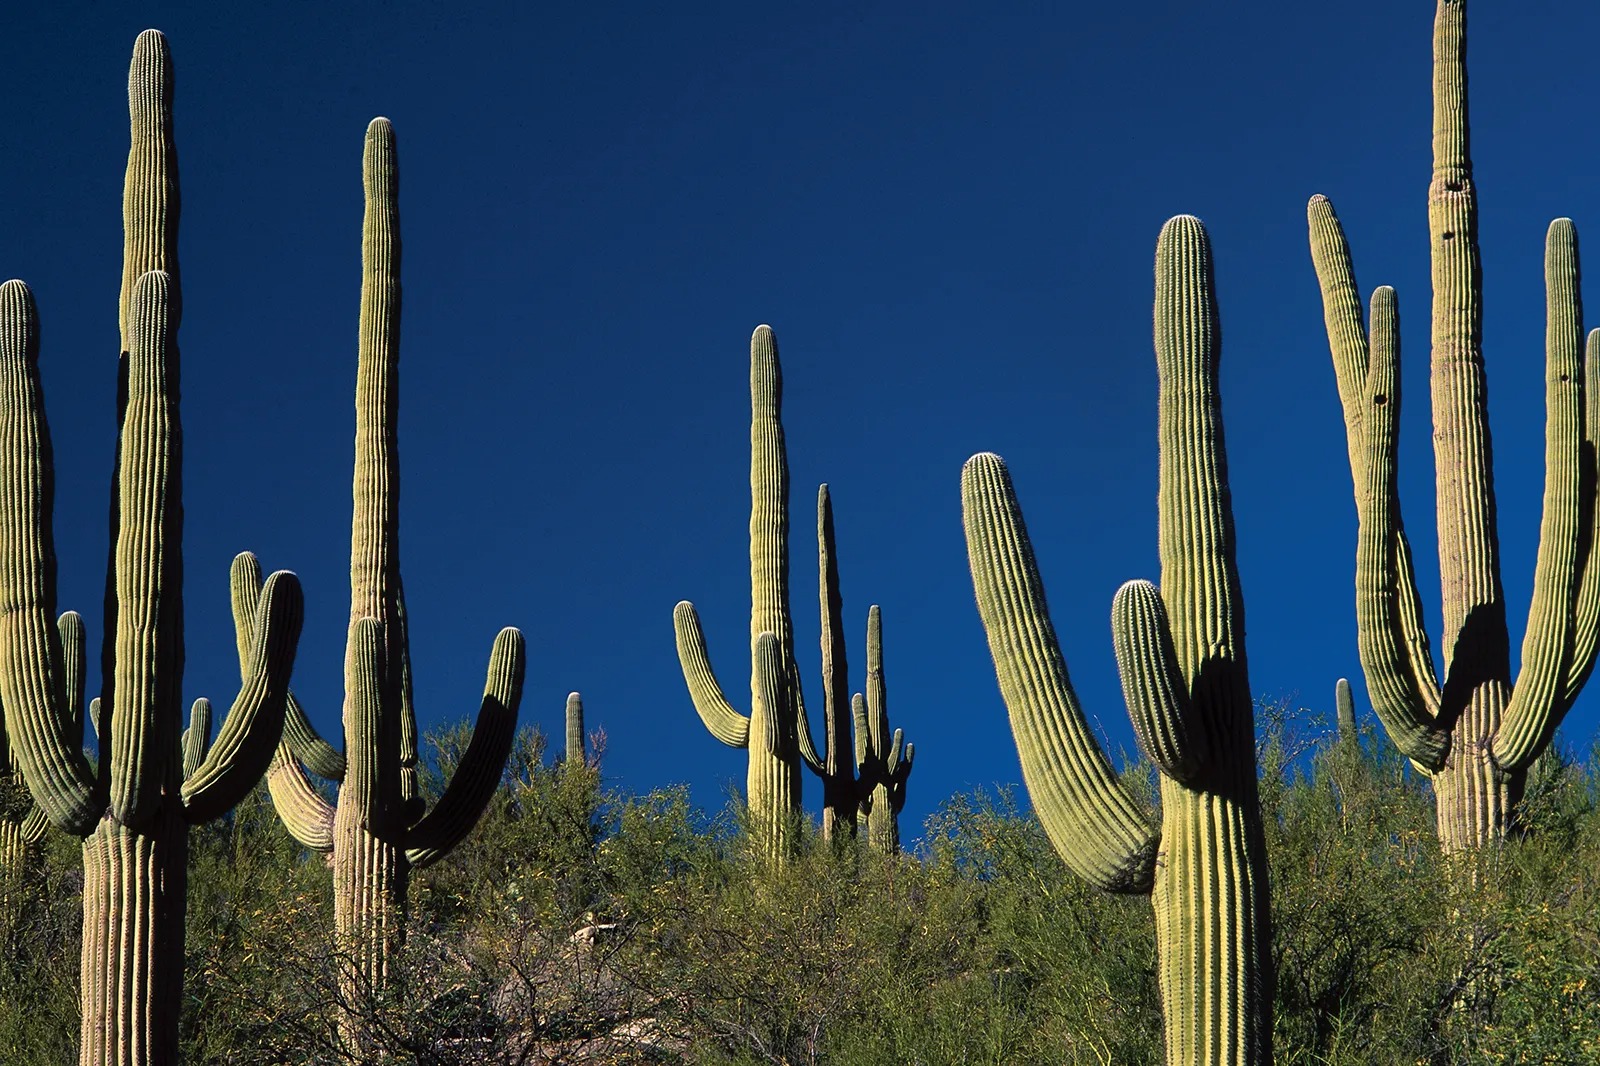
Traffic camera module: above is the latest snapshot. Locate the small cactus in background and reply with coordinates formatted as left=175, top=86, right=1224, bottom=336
left=255, top=117, right=525, bottom=1043
left=963, top=216, right=1273, bottom=1064
left=806, top=485, right=913, bottom=849
left=565, top=691, right=587, bottom=767
left=1335, top=677, right=1357, bottom=741
left=0, top=36, right=307, bottom=1066
left=1308, top=0, right=1600, bottom=851
left=674, top=326, right=807, bottom=857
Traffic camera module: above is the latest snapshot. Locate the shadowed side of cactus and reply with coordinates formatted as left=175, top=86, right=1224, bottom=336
left=1308, top=0, right=1600, bottom=851
left=963, top=216, right=1272, bottom=1065
left=255, top=117, right=526, bottom=1041
left=0, top=612, right=81, bottom=878
left=853, top=606, right=912, bottom=854
left=674, top=325, right=808, bottom=858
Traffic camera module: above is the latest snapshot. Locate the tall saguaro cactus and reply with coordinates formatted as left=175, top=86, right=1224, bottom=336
left=257, top=117, right=526, bottom=1024
left=0, top=272, right=305, bottom=1065
left=964, top=217, right=1273, bottom=1065
left=0, top=36, right=307, bottom=1066
left=0, top=612, right=82, bottom=878
left=674, top=326, right=807, bottom=856
left=1307, top=0, right=1600, bottom=851
left=808, top=485, right=913, bottom=847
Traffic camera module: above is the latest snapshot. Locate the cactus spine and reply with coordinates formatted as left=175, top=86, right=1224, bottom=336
left=1307, top=0, right=1599, bottom=851
left=258, top=117, right=526, bottom=1030
left=674, top=326, right=806, bottom=857
left=963, top=216, right=1273, bottom=1065
left=809, top=486, right=914, bottom=847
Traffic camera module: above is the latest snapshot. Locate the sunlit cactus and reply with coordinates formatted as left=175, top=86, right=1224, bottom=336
left=566, top=691, right=587, bottom=766
left=0, top=612, right=81, bottom=878
left=963, top=216, right=1273, bottom=1064
left=852, top=606, right=912, bottom=853
left=255, top=116, right=526, bottom=1039
left=1307, top=0, right=1600, bottom=850
left=674, top=326, right=806, bottom=857
left=0, top=35, right=308, bottom=1066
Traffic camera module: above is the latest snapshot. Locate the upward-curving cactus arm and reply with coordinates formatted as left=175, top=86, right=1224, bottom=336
left=180, top=570, right=303, bottom=822
left=1565, top=327, right=1600, bottom=704
left=0, top=280, right=102, bottom=837
left=181, top=699, right=211, bottom=781
left=1494, top=220, right=1587, bottom=770
left=674, top=601, right=751, bottom=747
left=404, top=628, right=526, bottom=869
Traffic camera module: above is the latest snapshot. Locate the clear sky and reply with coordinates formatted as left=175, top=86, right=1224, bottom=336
left=2, top=3, right=1598, bottom=845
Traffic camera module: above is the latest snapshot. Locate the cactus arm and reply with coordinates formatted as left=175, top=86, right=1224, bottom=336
left=747, top=632, right=800, bottom=856
left=962, top=453, right=1159, bottom=893
left=108, top=270, right=182, bottom=825
left=850, top=692, right=869, bottom=776
left=0, top=279, right=101, bottom=835
left=673, top=600, right=751, bottom=747
left=393, top=586, right=422, bottom=821
left=1111, top=580, right=1206, bottom=785
left=230, top=551, right=344, bottom=781
left=19, top=805, right=47, bottom=847
left=120, top=29, right=180, bottom=352
left=343, top=619, right=388, bottom=829
left=266, top=747, right=335, bottom=852
left=181, top=571, right=304, bottom=823
left=1355, top=287, right=1452, bottom=769
left=181, top=698, right=211, bottom=781
left=58, top=611, right=85, bottom=748
left=1565, top=327, right=1600, bottom=702
left=1494, top=220, right=1585, bottom=771
left=1309, top=195, right=1444, bottom=717
left=565, top=691, right=585, bottom=765
left=404, top=628, right=525, bottom=869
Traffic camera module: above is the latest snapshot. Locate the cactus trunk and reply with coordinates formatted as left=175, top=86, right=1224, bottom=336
left=78, top=813, right=187, bottom=1066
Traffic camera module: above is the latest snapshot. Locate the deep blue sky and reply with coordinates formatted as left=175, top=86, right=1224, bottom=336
left=2, top=4, right=1598, bottom=845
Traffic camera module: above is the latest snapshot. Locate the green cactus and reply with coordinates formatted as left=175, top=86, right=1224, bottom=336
left=0, top=36, right=307, bottom=1066
left=0, top=612, right=81, bottom=878
left=1307, top=0, right=1599, bottom=851
left=674, top=326, right=807, bottom=857
left=809, top=485, right=914, bottom=848
left=1334, top=677, right=1357, bottom=742
left=254, top=117, right=526, bottom=1032
left=963, top=216, right=1273, bottom=1065
left=0, top=269, right=305, bottom=1065
left=565, top=691, right=586, bottom=766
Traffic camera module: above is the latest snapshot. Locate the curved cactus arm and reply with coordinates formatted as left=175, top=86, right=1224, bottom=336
left=674, top=601, right=751, bottom=747
left=962, top=452, right=1158, bottom=894
left=1111, top=580, right=1206, bottom=785
left=230, top=551, right=345, bottom=782
left=565, top=691, right=585, bottom=766
left=57, top=611, right=86, bottom=748
left=181, top=698, right=211, bottom=781
left=850, top=692, right=869, bottom=777
left=885, top=730, right=912, bottom=814
left=19, top=805, right=47, bottom=847
left=0, top=279, right=101, bottom=835
left=1354, top=287, right=1451, bottom=770
left=182, top=570, right=305, bottom=823
left=108, top=269, right=182, bottom=825
left=405, top=627, right=525, bottom=869
left=1495, top=219, right=1586, bottom=771
left=393, top=588, right=423, bottom=823
left=89, top=698, right=105, bottom=742
left=1565, top=327, right=1600, bottom=703
left=1309, top=195, right=1444, bottom=718
left=266, top=747, right=335, bottom=852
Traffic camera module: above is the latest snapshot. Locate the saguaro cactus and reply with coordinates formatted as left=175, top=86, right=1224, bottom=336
left=257, top=117, right=526, bottom=1024
left=963, top=217, right=1273, bottom=1065
left=674, top=326, right=806, bottom=856
left=808, top=485, right=913, bottom=847
left=565, top=691, right=586, bottom=766
left=0, top=612, right=81, bottom=878
left=0, top=271, right=305, bottom=1066
left=1307, top=0, right=1599, bottom=851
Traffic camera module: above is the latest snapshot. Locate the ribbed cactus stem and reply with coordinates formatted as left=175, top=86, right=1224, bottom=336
left=1335, top=678, right=1357, bottom=739
left=252, top=118, right=525, bottom=1047
left=565, top=691, right=585, bottom=766
left=750, top=632, right=800, bottom=858
left=815, top=484, right=858, bottom=841
left=858, top=605, right=912, bottom=854
left=674, top=326, right=808, bottom=858
left=1308, top=0, right=1599, bottom=850
left=964, top=216, right=1272, bottom=1064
